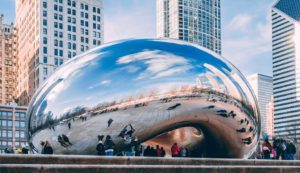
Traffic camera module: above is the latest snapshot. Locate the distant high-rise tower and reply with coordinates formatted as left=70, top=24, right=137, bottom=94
left=15, top=0, right=104, bottom=106
left=0, top=15, right=17, bottom=104
left=272, top=0, right=300, bottom=141
left=157, top=0, right=222, bottom=54
left=247, top=74, right=273, bottom=136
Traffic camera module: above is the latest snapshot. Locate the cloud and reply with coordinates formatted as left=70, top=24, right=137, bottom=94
left=88, top=80, right=112, bottom=89
left=117, top=50, right=192, bottom=80
left=226, top=14, right=253, bottom=32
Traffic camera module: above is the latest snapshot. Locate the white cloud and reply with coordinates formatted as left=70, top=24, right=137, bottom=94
left=226, top=14, right=253, bottom=32
left=117, top=50, right=192, bottom=80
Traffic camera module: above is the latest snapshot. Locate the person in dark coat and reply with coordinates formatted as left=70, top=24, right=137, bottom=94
left=104, top=135, right=115, bottom=156
left=41, top=141, right=53, bottom=154
left=96, top=140, right=105, bottom=155
left=286, top=141, right=296, bottom=160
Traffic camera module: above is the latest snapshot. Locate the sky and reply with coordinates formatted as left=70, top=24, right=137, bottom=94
left=0, top=0, right=276, bottom=76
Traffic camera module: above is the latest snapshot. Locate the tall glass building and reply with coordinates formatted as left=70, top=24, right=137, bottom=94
left=15, top=0, right=104, bottom=106
left=157, top=0, right=221, bottom=54
left=272, top=0, right=300, bottom=141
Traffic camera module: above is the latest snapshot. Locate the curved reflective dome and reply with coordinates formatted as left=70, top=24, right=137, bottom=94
left=27, top=39, right=260, bottom=158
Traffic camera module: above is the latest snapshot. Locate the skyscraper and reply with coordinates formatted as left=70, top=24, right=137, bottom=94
left=16, top=0, right=103, bottom=106
left=247, top=74, right=273, bottom=136
left=272, top=0, right=300, bottom=141
left=156, top=0, right=221, bottom=54
left=266, top=97, right=274, bottom=137
left=0, top=15, right=17, bottom=104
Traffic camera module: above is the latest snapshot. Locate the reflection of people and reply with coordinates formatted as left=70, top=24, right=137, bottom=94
left=107, top=118, right=113, bottom=127
left=132, top=137, right=141, bottom=156
left=118, top=124, right=135, bottom=138
left=62, top=134, right=72, bottom=146
left=58, top=135, right=68, bottom=147
left=68, top=122, right=71, bottom=129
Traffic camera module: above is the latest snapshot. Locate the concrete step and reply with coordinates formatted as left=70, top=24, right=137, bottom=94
left=1, top=164, right=300, bottom=173
left=0, top=154, right=299, bottom=166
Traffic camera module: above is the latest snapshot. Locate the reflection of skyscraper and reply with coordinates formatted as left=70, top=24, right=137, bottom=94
left=272, top=0, right=300, bottom=141
left=247, top=74, right=272, bottom=136
left=15, top=0, right=104, bottom=106
left=156, top=0, right=222, bottom=54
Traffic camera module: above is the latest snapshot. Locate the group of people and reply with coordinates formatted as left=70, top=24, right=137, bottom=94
left=143, top=145, right=166, bottom=157
left=260, top=136, right=297, bottom=160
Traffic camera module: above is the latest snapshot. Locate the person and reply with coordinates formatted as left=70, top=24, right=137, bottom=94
left=143, top=146, right=151, bottom=157
left=171, top=143, right=180, bottom=157
left=68, top=122, right=71, bottom=129
left=161, top=147, right=166, bottom=157
left=21, top=144, right=29, bottom=154
left=4, top=147, right=14, bottom=154
left=156, top=145, right=162, bottom=157
left=96, top=140, right=105, bottom=155
left=150, top=147, right=156, bottom=157
left=107, top=118, right=113, bottom=127
left=104, top=135, right=115, bottom=156
left=180, top=147, right=187, bottom=157
left=41, top=141, right=53, bottom=155
left=261, top=137, right=272, bottom=159
left=123, top=135, right=133, bottom=156
left=62, top=134, right=72, bottom=146
left=58, top=135, right=68, bottom=147
left=132, top=137, right=141, bottom=156
left=286, top=141, right=296, bottom=160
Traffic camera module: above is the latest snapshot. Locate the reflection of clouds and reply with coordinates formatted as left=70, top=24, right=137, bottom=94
left=88, top=80, right=112, bottom=89
left=117, top=50, right=192, bottom=80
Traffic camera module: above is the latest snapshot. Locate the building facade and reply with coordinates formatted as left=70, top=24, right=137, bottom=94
left=156, top=0, right=221, bottom=54
left=247, top=74, right=273, bottom=136
left=0, top=15, right=17, bottom=104
left=266, top=97, right=274, bottom=137
left=272, top=0, right=300, bottom=142
left=16, top=0, right=104, bottom=106
left=0, top=103, right=27, bottom=153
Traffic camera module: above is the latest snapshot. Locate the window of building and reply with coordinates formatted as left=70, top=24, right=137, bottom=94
left=72, top=35, right=76, bottom=41
left=20, top=122, right=25, bottom=128
left=93, top=7, right=96, bottom=13
left=43, top=47, right=47, bottom=54
left=7, top=131, right=12, bottom=138
left=81, top=12, right=84, bottom=18
left=59, top=6, right=63, bottom=12
left=54, top=39, right=58, bottom=46
left=59, top=41, right=63, bottom=47
left=85, top=5, right=88, bottom=11
left=59, top=32, right=63, bottom=38
left=54, top=31, right=58, bottom=37
left=43, top=28, right=47, bottom=34
left=80, top=3, right=84, bottom=9
left=7, top=121, right=12, bottom=127
left=72, top=9, right=76, bottom=15
left=59, top=59, right=63, bottom=65
left=43, top=67, right=48, bottom=76
left=43, top=37, right=47, bottom=44
left=43, top=19, right=47, bottom=26
left=54, top=4, right=58, bottom=11
left=43, top=2, right=47, bottom=8
left=54, top=49, right=58, bottom=56
left=1, top=120, right=7, bottom=127
left=43, top=11, right=47, bottom=17
left=59, top=15, right=63, bottom=21
left=1, top=130, right=7, bottom=137
left=43, top=56, right=47, bottom=64
left=73, top=43, right=76, bottom=50
left=59, top=50, right=63, bottom=57
left=55, top=58, right=58, bottom=66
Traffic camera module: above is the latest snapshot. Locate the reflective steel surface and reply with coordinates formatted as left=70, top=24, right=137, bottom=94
left=27, top=39, right=260, bottom=158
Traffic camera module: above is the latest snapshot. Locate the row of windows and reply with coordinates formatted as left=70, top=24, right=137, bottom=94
left=0, top=120, right=25, bottom=128
left=0, top=130, right=25, bottom=138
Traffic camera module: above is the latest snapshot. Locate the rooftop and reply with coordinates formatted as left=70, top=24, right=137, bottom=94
left=274, top=0, right=300, bottom=22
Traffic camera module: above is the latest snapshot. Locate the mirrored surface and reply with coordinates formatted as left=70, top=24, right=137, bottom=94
left=27, top=39, right=260, bottom=158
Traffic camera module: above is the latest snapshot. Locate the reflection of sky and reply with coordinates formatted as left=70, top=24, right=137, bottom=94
left=28, top=39, right=258, bottom=126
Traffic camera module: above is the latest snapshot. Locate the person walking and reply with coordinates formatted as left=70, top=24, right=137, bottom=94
left=171, top=143, right=180, bottom=157
left=161, top=147, right=166, bottom=157
left=132, top=137, right=141, bottom=156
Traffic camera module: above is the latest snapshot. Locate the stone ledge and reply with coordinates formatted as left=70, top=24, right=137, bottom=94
left=0, top=164, right=300, bottom=173
left=0, top=154, right=299, bottom=166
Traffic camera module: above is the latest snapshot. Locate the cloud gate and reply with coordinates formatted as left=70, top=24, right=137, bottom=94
left=27, top=39, right=260, bottom=158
